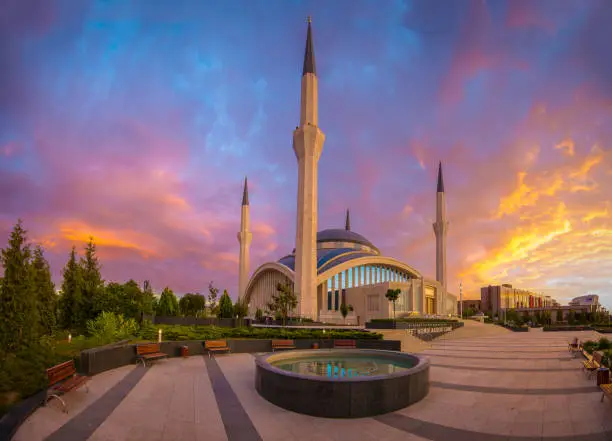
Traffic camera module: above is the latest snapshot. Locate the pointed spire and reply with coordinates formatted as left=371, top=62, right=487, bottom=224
left=242, top=177, right=249, bottom=206
left=302, top=16, right=317, bottom=76
left=437, top=161, right=445, bottom=193
left=345, top=208, right=351, bottom=231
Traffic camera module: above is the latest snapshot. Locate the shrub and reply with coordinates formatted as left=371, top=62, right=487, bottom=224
left=598, top=337, right=611, bottom=350
left=136, top=324, right=382, bottom=341
left=86, top=312, right=138, bottom=342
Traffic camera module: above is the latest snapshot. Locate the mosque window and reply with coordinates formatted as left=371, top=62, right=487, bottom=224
left=367, top=295, right=379, bottom=311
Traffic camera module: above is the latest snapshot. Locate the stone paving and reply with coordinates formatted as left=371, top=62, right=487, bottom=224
left=13, top=329, right=612, bottom=441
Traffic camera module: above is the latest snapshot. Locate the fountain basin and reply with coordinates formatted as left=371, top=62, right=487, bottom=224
left=254, top=349, right=429, bottom=418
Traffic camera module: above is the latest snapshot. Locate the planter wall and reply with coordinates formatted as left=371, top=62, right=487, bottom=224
left=0, top=390, right=46, bottom=441
left=543, top=326, right=592, bottom=332
left=80, top=339, right=402, bottom=376
left=366, top=321, right=463, bottom=330
left=151, top=316, right=252, bottom=327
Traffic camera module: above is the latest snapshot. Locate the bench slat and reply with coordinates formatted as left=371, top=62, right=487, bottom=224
left=137, top=343, right=163, bottom=355
left=47, top=360, right=77, bottom=386
left=54, top=375, right=89, bottom=393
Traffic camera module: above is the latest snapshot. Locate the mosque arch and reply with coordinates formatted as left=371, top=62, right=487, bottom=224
left=243, top=262, right=295, bottom=308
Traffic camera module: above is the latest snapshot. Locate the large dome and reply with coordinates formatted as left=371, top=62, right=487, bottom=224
left=316, top=228, right=378, bottom=252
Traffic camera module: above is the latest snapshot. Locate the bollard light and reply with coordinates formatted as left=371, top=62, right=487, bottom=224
left=68, top=333, right=72, bottom=343
left=158, top=328, right=162, bottom=343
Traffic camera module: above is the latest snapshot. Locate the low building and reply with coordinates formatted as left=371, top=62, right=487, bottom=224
left=481, top=284, right=555, bottom=317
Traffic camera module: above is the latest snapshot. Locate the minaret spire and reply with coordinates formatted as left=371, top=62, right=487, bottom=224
left=293, top=17, right=326, bottom=320
left=237, top=177, right=252, bottom=301
left=437, top=161, right=445, bottom=193
left=433, top=161, right=449, bottom=313
left=242, top=176, right=249, bottom=206
left=303, top=16, right=316, bottom=76
left=345, top=209, right=351, bottom=231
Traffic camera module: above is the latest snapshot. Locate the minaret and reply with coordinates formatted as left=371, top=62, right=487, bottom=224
left=433, top=162, right=448, bottom=292
left=237, top=177, right=252, bottom=300
left=345, top=209, right=351, bottom=231
left=293, top=17, right=325, bottom=319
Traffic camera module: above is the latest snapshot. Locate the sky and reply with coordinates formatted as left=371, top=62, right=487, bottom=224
left=1, top=0, right=611, bottom=308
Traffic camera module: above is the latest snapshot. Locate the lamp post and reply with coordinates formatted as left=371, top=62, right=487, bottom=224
left=459, top=281, right=463, bottom=319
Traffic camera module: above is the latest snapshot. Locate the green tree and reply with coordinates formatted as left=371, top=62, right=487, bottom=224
left=385, top=288, right=401, bottom=322
left=266, top=283, right=298, bottom=326
left=157, top=287, right=179, bottom=316
left=30, top=245, right=57, bottom=335
left=80, top=238, right=104, bottom=323
left=207, top=281, right=219, bottom=317
left=218, top=290, right=234, bottom=319
left=59, top=247, right=84, bottom=330
left=556, top=309, right=563, bottom=322
left=340, top=302, right=354, bottom=325
left=141, top=280, right=156, bottom=316
left=0, top=220, right=38, bottom=351
left=98, top=282, right=124, bottom=315
left=122, top=279, right=145, bottom=319
left=233, top=299, right=249, bottom=319
left=255, top=307, right=264, bottom=322
left=179, top=293, right=206, bottom=317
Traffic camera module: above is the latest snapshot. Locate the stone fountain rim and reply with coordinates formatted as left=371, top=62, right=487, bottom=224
left=255, top=348, right=429, bottom=383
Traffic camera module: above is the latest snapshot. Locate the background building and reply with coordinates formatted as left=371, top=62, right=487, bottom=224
left=481, top=284, right=556, bottom=317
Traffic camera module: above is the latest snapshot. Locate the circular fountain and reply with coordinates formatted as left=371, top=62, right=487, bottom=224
left=254, top=349, right=429, bottom=418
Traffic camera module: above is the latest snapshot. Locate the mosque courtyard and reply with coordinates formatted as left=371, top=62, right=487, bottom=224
left=13, top=324, right=612, bottom=441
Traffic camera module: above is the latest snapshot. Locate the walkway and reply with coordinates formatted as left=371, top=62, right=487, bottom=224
left=13, top=331, right=612, bottom=441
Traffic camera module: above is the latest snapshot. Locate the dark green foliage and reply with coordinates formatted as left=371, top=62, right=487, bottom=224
left=207, top=281, right=219, bottom=317
left=80, top=238, right=104, bottom=325
left=266, top=283, right=298, bottom=326
left=218, top=290, right=234, bottom=318
left=598, top=337, right=611, bottom=350
left=59, top=247, right=84, bottom=331
left=30, top=245, right=57, bottom=335
left=385, top=288, right=401, bottom=321
left=137, top=324, right=382, bottom=342
left=556, top=309, right=563, bottom=322
left=255, top=308, right=264, bottom=321
left=233, top=299, right=249, bottom=319
left=179, top=293, right=206, bottom=317
left=0, top=220, right=38, bottom=351
left=157, top=287, right=179, bottom=316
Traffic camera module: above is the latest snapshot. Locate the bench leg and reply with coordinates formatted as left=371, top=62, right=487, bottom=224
left=139, top=358, right=147, bottom=367
left=46, top=394, right=68, bottom=413
left=602, top=392, right=606, bottom=403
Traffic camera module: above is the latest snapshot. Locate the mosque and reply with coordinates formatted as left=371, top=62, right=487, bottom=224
left=236, top=19, right=457, bottom=324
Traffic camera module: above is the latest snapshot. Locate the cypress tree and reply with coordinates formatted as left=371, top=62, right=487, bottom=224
left=30, top=245, right=57, bottom=335
left=59, top=247, right=84, bottom=331
left=218, top=290, right=234, bottom=319
left=157, top=287, right=179, bottom=316
left=80, top=237, right=104, bottom=322
left=0, top=220, right=38, bottom=351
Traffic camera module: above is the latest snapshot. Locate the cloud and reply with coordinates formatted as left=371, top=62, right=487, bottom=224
left=1, top=0, right=611, bottom=309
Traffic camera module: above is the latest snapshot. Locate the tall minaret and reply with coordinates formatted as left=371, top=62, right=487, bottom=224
left=345, top=209, right=351, bottom=231
left=237, top=177, right=252, bottom=300
left=293, top=17, right=325, bottom=319
left=433, top=162, right=448, bottom=292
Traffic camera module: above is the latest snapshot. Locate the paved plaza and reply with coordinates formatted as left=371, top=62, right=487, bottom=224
left=14, top=327, right=612, bottom=441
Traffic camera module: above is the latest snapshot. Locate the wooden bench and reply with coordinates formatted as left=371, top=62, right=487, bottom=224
left=271, top=340, right=296, bottom=352
left=601, top=383, right=612, bottom=404
left=568, top=337, right=579, bottom=352
left=205, top=340, right=231, bottom=358
left=136, top=343, right=168, bottom=367
left=45, top=360, right=89, bottom=413
left=333, top=339, right=357, bottom=349
left=582, top=351, right=603, bottom=378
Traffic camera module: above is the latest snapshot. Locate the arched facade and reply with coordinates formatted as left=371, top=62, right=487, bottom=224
left=244, top=249, right=455, bottom=322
